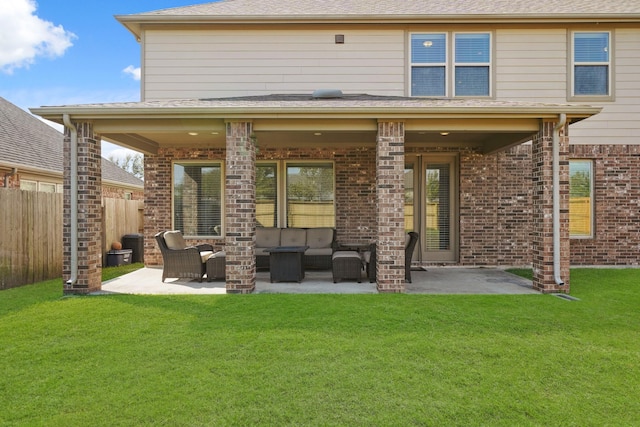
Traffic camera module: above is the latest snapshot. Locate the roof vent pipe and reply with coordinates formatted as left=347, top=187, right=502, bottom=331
left=312, top=89, right=343, bottom=99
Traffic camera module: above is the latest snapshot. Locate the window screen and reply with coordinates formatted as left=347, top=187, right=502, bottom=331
left=573, top=32, right=610, bottom=96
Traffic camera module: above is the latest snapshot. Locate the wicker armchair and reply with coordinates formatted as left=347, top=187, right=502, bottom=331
left=365, top=232, right=419, bottom=283
left=155, top=231, right=214, bottom=282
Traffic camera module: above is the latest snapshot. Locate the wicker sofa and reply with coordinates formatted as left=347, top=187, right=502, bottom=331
left=256, top=227, right=336, bottom=270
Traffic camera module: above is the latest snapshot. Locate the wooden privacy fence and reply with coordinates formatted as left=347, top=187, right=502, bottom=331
left=0, top=189, right=63, bottom=290
left=0, top=188, right=143, bottom=290
left=102, top=198, right=144, bottom=256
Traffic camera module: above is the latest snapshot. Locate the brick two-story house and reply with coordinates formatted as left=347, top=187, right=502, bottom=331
left=32, top=1, right=640, bottom=294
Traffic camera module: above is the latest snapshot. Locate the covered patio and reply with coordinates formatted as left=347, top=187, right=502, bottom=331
left=97, top=266, right=537, bottom=295
left=32, top=94, right=600, bottom=295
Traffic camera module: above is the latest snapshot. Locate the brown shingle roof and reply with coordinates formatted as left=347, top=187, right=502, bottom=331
left=1, top=97, right=143, bottom=188
left=133, top=0, right=640, bottom=18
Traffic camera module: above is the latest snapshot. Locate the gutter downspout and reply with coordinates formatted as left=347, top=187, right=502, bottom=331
left=553, top=113, right=567, bottom=287
left=4, top=167, right=17, bottom=187
left=62, top=114, right=78, bottom=287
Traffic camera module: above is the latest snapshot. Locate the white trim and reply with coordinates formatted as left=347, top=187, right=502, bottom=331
left=569, top=30, right=614, bottom=101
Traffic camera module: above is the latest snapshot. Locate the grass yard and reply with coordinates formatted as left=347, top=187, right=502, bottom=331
left=1, top=268, right=639, bottom=426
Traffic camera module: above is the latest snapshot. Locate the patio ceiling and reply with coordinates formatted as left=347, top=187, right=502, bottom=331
left=31, top=94, right=601, bottom=155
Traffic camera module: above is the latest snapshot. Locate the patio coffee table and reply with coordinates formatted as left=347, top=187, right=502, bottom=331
left=265, top=246, right=309, bottom=283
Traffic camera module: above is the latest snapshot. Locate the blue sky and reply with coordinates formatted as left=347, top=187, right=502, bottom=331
left=0, top=0, right=215, bottom=159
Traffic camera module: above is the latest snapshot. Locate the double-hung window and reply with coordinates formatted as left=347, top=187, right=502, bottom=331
left=173, top=162, right=223, bottom=237
left=411, top=33, right=447, bottom=97
left=411, top=32, right=491, bottom=97
left=572, top=32, right=611, bottom=98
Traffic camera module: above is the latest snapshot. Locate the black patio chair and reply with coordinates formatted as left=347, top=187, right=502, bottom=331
left=365, top=231, right=419, bottom=283
left=154, top=231, right=214, bottom=282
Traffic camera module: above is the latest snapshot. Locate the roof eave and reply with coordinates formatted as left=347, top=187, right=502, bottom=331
left=30, top=104, right=602, bottom=124
left=115, top=13, right=640, bottom=39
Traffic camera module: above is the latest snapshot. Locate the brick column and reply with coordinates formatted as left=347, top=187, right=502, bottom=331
left=531, top=120, right=570, bottom=293
left=376, top=121, right=406, bottom=292
left=63, top=122, right=102, bottom=294
left=225, top=121, right=256, bottom=293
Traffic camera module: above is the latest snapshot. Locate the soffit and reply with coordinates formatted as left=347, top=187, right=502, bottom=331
left=31, top=95, right=600, bottom=155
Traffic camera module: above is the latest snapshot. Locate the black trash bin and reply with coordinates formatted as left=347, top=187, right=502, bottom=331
left=122, top=233, right=144, bottom=263
left=107, top=249, right=132, bottom=267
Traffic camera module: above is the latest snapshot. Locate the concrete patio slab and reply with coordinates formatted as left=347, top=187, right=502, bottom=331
left=96, top=266, right=537, bottom=295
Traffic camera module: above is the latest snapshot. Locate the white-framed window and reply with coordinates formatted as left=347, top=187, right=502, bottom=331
left=257, top=161, right=335, bottom=228
left=411, top=32, right=492, bottom=98
left=411, top=33, right=447, bottom=97
left=172, top=161, right=224, bottom=238
left=39, top=182, right=56, bottom=193
left=569, top=160, right=594, bottom=238
left=571, top=31, right=611, bottom=98
left=20, top=180, right=37, bottom=191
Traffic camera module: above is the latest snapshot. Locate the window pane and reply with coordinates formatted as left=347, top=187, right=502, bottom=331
left=39, top=183, right=56, bottom=193
left=455, top=66, right=490, bottom=96
left=411, top=34, right=446, bottom=63
left=411, top=66, right=446, bottom=96
left=257, top=163, right=278, bottom=227
left=455, top=33, right=490, bottom=63
left=575, top=65, right=609, bottom=95
left=20, top=181, right=37, bottom=191
left=425, top=164, right=451, bottom=250
left=286, top=163, right=334, bottom=228
left=173, top=163, right=222, bottom=236
left=405, top=165, right=414, bottom=233
left=574, top=32, right=609, bottom=62
left=569, top=160, right=593, bottom=237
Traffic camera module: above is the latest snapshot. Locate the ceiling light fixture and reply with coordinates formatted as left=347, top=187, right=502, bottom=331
left=440, top=132, right=450, bottom=136
left=188, top=132, right=198, bottom=136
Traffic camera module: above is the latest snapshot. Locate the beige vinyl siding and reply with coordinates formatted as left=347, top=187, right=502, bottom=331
left=143, top=29, right=406, bottom=99
left=495, top=29, right=568, bottom=103
left=570, top=28, right=640, bottom=145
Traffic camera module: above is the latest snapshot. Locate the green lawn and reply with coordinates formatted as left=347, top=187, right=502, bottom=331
left=1, top=268, right=639, bottom=426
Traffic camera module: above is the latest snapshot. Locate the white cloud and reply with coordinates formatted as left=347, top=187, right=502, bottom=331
left=123, top=65, right=141, bottom=81
left=0, top=0, right=76, bottom=73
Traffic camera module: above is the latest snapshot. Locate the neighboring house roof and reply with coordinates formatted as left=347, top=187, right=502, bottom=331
left=0, top=97, right=143, bottom=188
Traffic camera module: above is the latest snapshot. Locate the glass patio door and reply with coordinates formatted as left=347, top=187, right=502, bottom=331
left=405, top=155, right=458, bottom=263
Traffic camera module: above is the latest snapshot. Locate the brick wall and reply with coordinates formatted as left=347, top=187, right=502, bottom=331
left=570, top=145, right=640, bottom=265
left=102, top=185, right=143, bottom=200
left=63, top=122, right=103, bottom=294
left=143, top=143, right=640, bottom=269
left=459, top=145, right=533, bottom=266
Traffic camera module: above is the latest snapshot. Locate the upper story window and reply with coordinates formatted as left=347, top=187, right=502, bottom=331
left=411, top=32, right=491, bottom=98
left=572, top=31, right=611, bottom=98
